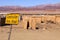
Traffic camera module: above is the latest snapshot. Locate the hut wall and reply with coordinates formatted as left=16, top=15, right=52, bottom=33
left=22, top=15, right=58, bottom=29
left=30, top=17, right=41, bottom=29
left=46, top=15, right=56, bottom=23
left=22, top=15, right=42, bottom=29
left=22, top=15, right=30, bottom=29
left=56, top=15, right=60, bottom=24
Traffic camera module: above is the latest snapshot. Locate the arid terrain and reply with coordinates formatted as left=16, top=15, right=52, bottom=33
left=0, top=3, right=60, bottom=40
left=0, top=23, right=60, bottom=40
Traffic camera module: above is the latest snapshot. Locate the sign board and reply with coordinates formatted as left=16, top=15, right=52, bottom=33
left=5, top=14, right=19, bottom=24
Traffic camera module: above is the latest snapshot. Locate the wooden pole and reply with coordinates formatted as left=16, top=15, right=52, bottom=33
left=8, top=24, right=12, bottom=40
left=55, top=14, right=57, bottom=24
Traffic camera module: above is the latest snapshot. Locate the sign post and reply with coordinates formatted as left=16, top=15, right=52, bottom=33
left=5, top=14, right=19, bottom=24
left=5, top=13, right=19, bottom=40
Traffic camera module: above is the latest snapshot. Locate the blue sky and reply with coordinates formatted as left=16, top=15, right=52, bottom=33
left=0, top=0, right=60, bottom=7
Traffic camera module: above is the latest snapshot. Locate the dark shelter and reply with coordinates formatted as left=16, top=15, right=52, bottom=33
left=0, top=17, right=10, bottom=26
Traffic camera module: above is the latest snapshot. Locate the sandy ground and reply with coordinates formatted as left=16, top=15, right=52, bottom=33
left=0, top=24, right=60, bottom=40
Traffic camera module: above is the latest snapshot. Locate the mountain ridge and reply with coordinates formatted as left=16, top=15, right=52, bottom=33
left=0, top=3, right=60, bottom=12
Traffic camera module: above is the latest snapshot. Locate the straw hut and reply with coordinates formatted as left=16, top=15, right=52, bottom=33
left=0, top=11, right=60, bottom=29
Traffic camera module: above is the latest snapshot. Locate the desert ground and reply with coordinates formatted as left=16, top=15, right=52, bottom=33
left=0, top=23, right=60, bottom=40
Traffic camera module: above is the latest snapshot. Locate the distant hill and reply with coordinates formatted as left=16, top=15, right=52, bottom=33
left=0, top=3, right=60, bottom=12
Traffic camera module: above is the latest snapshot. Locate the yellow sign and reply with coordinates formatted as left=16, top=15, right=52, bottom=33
left=5, top=14, right=19, bottom=24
